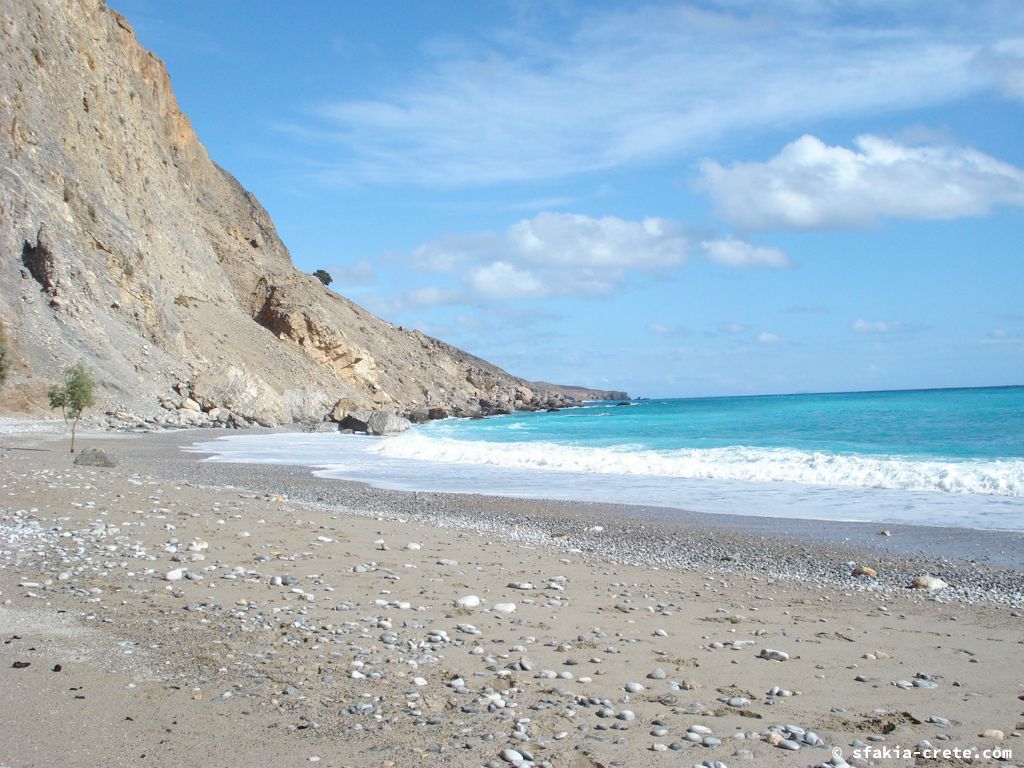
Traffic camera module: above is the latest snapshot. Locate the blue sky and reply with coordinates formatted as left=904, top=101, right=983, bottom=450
left=110, top=0, right=1024, bottom=397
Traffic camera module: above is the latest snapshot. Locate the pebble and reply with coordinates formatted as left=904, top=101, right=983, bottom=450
left=911, top=575, right=949, bottom=590
left=759, top=648, right=789, bottom=662
left=456, top=595, right=481, bottom=609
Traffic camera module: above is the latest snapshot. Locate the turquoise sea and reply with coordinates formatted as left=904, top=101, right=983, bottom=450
left=194, top=386, right=1024, bottom=531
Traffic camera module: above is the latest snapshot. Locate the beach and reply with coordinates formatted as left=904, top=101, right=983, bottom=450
left=1, top=427, right=1022, bottom=768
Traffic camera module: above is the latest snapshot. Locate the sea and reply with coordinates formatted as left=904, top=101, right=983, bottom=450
left=192, top=385, right=1024, bottom=532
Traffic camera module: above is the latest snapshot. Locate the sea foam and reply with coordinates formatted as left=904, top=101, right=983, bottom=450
left=373, top=433, right=1024, bottom=497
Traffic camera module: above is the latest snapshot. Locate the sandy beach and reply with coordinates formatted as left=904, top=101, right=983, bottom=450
left=1, top=427, right=1022, bottom=768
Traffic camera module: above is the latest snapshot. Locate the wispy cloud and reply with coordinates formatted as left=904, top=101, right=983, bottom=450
left=294, top=2, right=1023, bottom=187
left=701, top=134, right=1024, bottom=230
left=782, top=303, right=829, bottom=314
left=852, top=318, right=910, bottom=334
left=701, top=237, right=790, bottom=268
left=647, top=322, right=688, bottom=337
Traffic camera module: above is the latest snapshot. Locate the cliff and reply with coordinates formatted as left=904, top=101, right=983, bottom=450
left=0, top=0, right=623, bottom=428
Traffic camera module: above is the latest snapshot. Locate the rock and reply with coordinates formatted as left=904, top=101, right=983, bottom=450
left=852, top=565, right=877, bottom=578
left=329, top=399, right=361, bottom=422
left=339, top=411, right=373, bottom=432
left=281, top=386, right=333, bottom=422
left=164, top=568, right=184, bottom=581
left=456, top=595, right=482, bottom=609
left=493, top=603, right=517, bottom=615
left=625, top=682, right=645, bottom=693
left=191, top=365, right=286, bottom=426
left=911, top=575, right=949, bottom=591
left=366, top=412, right=411, bottom=435
left=759, top=649, right=790, bottom=662
left=500, top=748, right=524, bottom=763
left=407, top=408, right=431, bottom=424
left=73, top=448, right=115, bottom=467
left=981, top=729, right=1004, bottom=739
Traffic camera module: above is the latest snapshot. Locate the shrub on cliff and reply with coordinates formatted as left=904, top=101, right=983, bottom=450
left=313, top=269, right=333, bottom=286
left=47, top=363, right=97, bottom=453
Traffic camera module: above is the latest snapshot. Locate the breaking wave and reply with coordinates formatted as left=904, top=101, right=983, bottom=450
left=373, top=433, right=1024, bottom=497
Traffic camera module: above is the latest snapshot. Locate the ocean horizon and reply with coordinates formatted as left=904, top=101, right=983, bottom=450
left=193, top=384, right=1024, bottom=532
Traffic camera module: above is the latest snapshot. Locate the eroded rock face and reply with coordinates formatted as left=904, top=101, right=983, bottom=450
left=0, top=0, right=625, bottom=423
left=191, top=366, right=285, bottom=426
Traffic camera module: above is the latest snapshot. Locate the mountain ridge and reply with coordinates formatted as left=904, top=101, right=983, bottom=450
left=0, top=0, right=624, bottom=429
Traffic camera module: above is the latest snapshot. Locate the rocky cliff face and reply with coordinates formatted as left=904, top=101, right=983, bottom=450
left=0, top=0, right=623, bottom=428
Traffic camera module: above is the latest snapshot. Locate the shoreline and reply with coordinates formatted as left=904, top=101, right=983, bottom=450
left=17, top=427, right=1024, bottom=595
left=1, top=428, right=1022, bottom=767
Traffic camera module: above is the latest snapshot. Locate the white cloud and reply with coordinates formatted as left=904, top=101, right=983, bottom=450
left=507, top=213, right=687, bottom=269
left=300, top=3, right=1024, bottom=186
left=411, top=212, right=690, bottom=301
left=701, top=237, right=790, bottom=268
left=757, top=331, right=783, bottom=343
left=404, top=285, right=467, bottom=307
left=984, top=328, right=1023, bottom=342
left=410, top=232, right=502, bottom=272
left=852, top=319, right=907, bottom=334
left=700, top=134, right=1024, bottom=230
left=647, top=322, right=687, bottom=337
left=976, top=37, right=1024, bottom=102
left=468, top=262, right=549, bottom=300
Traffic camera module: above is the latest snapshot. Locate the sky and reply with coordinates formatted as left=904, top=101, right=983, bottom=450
left=109, top=0, right=1024, bottom=398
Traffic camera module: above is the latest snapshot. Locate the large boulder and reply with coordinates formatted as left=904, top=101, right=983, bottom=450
left=329, top=398, right=363, bottom=422
left=191, top=365, right=286, bottom=426
left=366, top=412, right=411, bottom=436
left=281, top=386, right=333, bottom=422
left=339, top=410, right=373, bottom=432
left=74, top=448, right=116, bottom=467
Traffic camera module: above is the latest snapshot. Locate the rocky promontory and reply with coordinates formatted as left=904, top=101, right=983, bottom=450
left=0, top=0, right=623, bottom=431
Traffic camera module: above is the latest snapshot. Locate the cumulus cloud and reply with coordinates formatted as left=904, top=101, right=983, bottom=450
left=468, top=262, right=549, bottom=300
left=700, top=134, right=1024, bottom=230
left=757, top=331, right=783, bottom=344
left=701, top=237, right=790, bottom=268
left=409, top=212, right=690, bottom=301
left=298, top=3, right=1024, bottom=186
left=508, top=213, right=687, bottom=269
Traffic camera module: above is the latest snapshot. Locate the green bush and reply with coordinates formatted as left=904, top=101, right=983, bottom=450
left=47, top=363, right=97, bottom=453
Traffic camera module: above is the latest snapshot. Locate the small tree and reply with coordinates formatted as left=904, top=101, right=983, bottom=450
left=313, top=269, right=333, bottom=286
left=47, top=363, right=96, bottom=453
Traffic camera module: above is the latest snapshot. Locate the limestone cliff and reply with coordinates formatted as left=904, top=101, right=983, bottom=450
left=0, top=0, right=623, bottom=427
